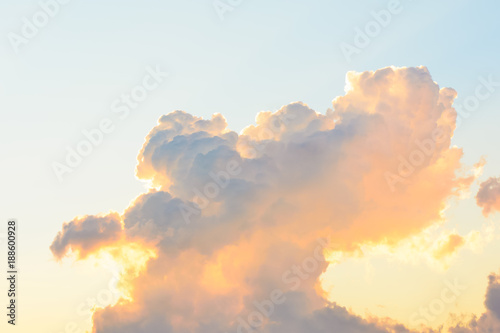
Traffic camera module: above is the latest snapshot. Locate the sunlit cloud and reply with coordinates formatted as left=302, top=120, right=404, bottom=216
left=476, top=176, right=500, bottom=216
left=52, top=66, right=494, bottom=333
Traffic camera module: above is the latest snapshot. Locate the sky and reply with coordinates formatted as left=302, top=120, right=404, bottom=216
left=1, top=0, right=500, bottom=332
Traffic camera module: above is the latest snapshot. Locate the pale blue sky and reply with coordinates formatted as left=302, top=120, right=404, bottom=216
left=1, top=0, right=500, bottom=331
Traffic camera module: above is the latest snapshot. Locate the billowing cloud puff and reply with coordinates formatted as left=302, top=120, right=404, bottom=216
left=449, top=272, right=500, bottom=332
left=51, top=212, right=123, bottom=260
left=52, top=66, right=481, bottom=333
left=476, top=177, right=500, bottom=216
left=485, top=273, right=500, bottom=320
left=432, top=233, right=465, bottom=261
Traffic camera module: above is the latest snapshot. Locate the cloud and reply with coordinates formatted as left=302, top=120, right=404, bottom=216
left=432, top=233, right=465, bottom=261
left=476, top=177, right=500, bottom=216
left=449, top=271, right=500, bottom=332
left=52, top=66, right=481, bottom=332
left=485, top=273, right=500, bottom=320
left=50, top=212, right=123, bottom=260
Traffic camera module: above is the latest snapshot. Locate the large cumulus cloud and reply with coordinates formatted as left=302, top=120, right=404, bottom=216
left=52, top=66, right=481, bottom=333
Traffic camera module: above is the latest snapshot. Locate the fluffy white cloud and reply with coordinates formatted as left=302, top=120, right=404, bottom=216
left=52, top=66, right=482, bottom=333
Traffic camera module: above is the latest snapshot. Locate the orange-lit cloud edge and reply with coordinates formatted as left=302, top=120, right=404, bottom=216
left=51, top=66, right=500, bottom=333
